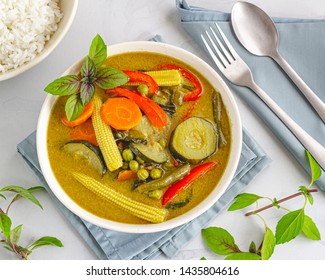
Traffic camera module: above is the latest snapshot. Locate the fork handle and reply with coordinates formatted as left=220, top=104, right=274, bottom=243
left=272, top=51, right=325, bottom=123
left=249, top=82, right=325, bottom=171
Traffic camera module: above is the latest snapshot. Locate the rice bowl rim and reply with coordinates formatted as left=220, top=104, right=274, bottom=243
left=0, top=0, right=79, bottom=82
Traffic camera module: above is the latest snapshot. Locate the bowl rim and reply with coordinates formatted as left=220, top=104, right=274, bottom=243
left=37, top=41, right=242, bottom=233
left=0, top=0, right=79, bottom=82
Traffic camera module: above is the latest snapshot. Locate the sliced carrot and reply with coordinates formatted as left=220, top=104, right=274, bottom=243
left=106, top=87, right=167, bottom=128
left=61, top=101, right=94, bottom=127
left=70, top=119, right=98, bottom=146
left=117, top=170, right=138, bottom=181
left=100, top=97, right=142, bottom=130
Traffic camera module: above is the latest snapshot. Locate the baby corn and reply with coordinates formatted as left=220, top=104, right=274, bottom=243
left=146, top=69, right=182, bottom=86
left=92, top=93, right=123, bottom=171
left=73, top=172, right=169, bottom=223
left=127, top=69, right=182, bottom=87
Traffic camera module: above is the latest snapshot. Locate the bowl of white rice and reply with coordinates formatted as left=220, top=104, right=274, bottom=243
left=0, top=0, right=78, bottom=81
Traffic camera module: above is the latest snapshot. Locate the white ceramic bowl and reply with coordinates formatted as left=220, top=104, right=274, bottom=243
left=0, top=0, right=78, bottom=82
left=37, top=41, right=242, bottom=233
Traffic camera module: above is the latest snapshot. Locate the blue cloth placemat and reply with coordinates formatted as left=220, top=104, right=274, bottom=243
left=176, top=0, right=325, bottom=189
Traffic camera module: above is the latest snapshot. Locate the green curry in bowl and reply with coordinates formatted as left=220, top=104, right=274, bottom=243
left=46, top=51, right=232, bottom=224
left=38, top=37, right=241, bottom=232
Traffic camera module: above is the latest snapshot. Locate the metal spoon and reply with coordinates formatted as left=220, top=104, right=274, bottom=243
left=231, top=1, right=325, bottom=123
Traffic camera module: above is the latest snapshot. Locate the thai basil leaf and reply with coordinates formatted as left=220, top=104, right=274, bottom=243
left=0, top=186, right=43, bottom=209
left=89, top=34, right=107, bottom=68
left=201, top=227, right=240, bottom=255
left=3, top=246, right=14, bottom=252
left=65, top=94, right=84, bottom=122
left=275, top=208, right=305, bottom=244
left=10, top=186, right=45, bottom=205
left=0, top=213, right=12, bottom=241
left=225, top=252, right=261, bottom=260
left=81, top=56, right=96, bottom=78
left=10, top=224, right=23, bottom=245
left=28, top=236, right=63, bottom=251
left=306, top=150, right=322, bottom=183
left=249, top=241, right=257, bottom=253
left=261, top=227, right=276, bottom=260
left=44, top=75, right=81, bottom=96
left=228, top=193, right=263, bottom=211
left=80, top=81, right=95, bottom=105
left=95, top=67, right=129, bottom=89
left=0, top=194, right=6, bottom=200
left=302, top=215, right=321, bottom=240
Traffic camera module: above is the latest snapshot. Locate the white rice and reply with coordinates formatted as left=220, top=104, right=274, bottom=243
left=0, top=0, right=63, bottom=73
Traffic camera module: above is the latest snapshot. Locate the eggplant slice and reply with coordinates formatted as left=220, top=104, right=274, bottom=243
left=62, top=140, right=107, bottom=175
left=130, top=141, right=170, bottom=164
left=169, top=117, right=217, bottom=164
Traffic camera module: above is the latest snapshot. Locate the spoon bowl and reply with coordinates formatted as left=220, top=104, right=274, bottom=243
left=231, top=2, right=278, bottom=56
left=231, top=1, right=325, bottom=123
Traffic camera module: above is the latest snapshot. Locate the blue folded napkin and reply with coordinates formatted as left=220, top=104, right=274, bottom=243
left=16, top=33, right=270, bottom=260
left=176, top=0, right=325, bottom=189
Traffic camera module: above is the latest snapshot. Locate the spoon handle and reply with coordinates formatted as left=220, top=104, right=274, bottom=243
left=272, top=52, right=325, bottom=123
left=249, top=81, right=325, bottom=171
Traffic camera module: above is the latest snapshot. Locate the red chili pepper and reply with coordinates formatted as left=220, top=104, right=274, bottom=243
left=123, top=70, right=159, bottom=96
left=105, top=87, right=167, bottom=128
left=154, top=63, right=203, bottom=102
left=162, top=161, right=217, bottom=206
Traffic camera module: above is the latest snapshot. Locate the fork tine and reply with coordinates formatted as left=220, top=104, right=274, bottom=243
left=204, top=31, right=229, bottom=67
left=201, top=34, right=225, bottom=70
left=214, top=23, right=239, bottom=59
left=209, top=27, right=233, bottom=63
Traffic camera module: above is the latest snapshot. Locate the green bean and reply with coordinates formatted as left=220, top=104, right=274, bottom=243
left=212, top=91, right=227, bottom=147
left=136, top=163, right=191, bottom=193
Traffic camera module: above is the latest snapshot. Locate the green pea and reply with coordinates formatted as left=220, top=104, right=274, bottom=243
left=137, top=84, right=149, bottom=96
left=150, top=168, right=162, bottom=180
left=122, top=149, right=134, bottom=161
left=148, top=189, right=163, bottom=199
left=129, top=160, right=139, bottom=171
left=137, top=168, right=149, bottom=181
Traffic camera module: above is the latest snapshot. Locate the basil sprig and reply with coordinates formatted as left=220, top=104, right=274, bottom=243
left=44, top=34, right=129, bottom=122
left=0, top=185, right=63, bottom=260
left=202, top=150, right=322, bottom=260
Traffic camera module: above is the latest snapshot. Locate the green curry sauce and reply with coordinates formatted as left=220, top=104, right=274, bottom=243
left=47, top=52, right=232, bottom=224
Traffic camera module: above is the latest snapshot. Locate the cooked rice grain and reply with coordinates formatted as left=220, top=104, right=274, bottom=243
left=0, top=0, right=63, bottom=73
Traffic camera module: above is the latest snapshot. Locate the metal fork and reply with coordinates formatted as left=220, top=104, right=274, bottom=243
left=201, top=23, right=325, bottom=170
